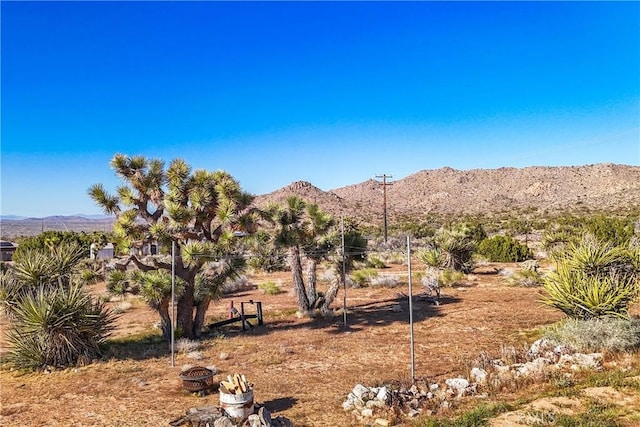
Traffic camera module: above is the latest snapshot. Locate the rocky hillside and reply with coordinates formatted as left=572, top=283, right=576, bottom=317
left=4, top=164, right=638, bottom=238
left=255, top=163, right=640, bottom=222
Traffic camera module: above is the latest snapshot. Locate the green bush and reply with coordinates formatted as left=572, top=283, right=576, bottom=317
left=350, top=268, right=379, bottom=287
left=542, top=235, right=640, bottom=319
left=477, top=235, right=533, bottom=262
left=6, top=284, right=116, bottom=370
left=365, top=254, right=387, bottom=269
left=439, top=268, right=465, bottom=287
left=258, top=281, right=282, bottom=295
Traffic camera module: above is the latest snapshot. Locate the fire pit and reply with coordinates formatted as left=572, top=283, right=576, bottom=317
left=179, top=366, right=215, bottom=393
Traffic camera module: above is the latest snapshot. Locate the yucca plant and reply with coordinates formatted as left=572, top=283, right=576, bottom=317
left=542, top=234, right=640, bottom=319
left=6, top=283, right=116, bottom=370
left=3, top=242, right=118, bottom=371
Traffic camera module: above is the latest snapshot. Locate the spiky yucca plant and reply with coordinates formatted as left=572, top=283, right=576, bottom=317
left=542, top=234, right=640, bottom=319
left=2, top=242, right=117, bottom=371
left=6, top=284, right=116, bottom=370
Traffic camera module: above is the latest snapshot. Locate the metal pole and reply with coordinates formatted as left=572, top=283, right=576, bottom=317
left=171, top=240, right=175, bottom=367
left=342, top=217, right=347, bottom=330
left=407, top=235, right=415, bottom=384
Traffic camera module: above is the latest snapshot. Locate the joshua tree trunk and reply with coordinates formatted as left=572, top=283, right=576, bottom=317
left=158, top=298, right=172, bottom=342
left=177, top=283, right=196, bottom=338
left=290, top=246, right=310, bottom=313
left=306, top=258, right=319, bottom=308
left=320, top=273, right=342, bottom=314
left=193, top=296, right=212, bottom=339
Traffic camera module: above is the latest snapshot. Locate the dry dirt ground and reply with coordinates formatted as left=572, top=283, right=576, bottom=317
left=1, top=262, right=638, bottom=426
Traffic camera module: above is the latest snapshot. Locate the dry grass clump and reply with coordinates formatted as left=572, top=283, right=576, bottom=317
left=543, top=317, right=640, bottom=353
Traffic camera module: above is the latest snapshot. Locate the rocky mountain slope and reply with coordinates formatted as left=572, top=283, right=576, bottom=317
left=254, top=163, right=640, bottom=222
left=3, top=164, right=638, bottom=238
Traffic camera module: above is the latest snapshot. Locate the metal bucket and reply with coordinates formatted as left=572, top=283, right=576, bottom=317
left=219, top=389, right=254, bottom=419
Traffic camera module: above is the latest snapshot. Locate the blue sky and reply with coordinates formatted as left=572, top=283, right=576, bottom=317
left=2, top=1, right=639, bottom=218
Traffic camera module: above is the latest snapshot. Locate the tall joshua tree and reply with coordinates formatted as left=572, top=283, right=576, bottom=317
left=270, top=196, right=367, bottom=315
left=89, top=154, right=257, bottom=339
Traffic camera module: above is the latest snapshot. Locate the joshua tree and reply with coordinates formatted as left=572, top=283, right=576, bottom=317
left=89, top=154, right=257, bottom=339
left=269, top=196, right=366, bottom=315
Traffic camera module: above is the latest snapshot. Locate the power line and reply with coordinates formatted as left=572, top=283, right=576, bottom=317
left=375, top=174, right=393, bottom=243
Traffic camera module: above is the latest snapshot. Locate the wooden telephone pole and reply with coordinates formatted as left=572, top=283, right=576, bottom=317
left=375, top=174, right=393, bottom=243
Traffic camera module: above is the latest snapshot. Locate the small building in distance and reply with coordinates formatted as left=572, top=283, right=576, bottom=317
left=97, top=243, right=115, bottom=261
left=0, top=240, right=18, bottom=261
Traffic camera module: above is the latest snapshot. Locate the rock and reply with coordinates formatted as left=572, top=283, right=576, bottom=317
left=558, top=353, right=603, bottom=370
left=528, top=338, right=554, bottom=358
left=366, top=399, right=386, bottom=409
left=352, top=384, right=369, bottom=399
left=353, top=396, right=366, bottom=410
left=445, top=378, right=470, bottom=397
left=342, top=398, right=355, bottom=411
left=258, top=407, right=271, bottom=426
left=247, top=414, right=262, bottom=427
left=361, top=408, right=374, bottom=417
left=213, top=417, right=234, bottom=427
left=406, top=409, right=421, bottom=417
left=374, top=418, right=390, bottom=426
left=219, top=352, right=230, bottom=360
left=429, top=383, right=439, bottom=391
left=470, top=367, right=488, bottom=384
left=376, top=386, right=389, bottom=402
left=440, top=400, right=451, bottom=409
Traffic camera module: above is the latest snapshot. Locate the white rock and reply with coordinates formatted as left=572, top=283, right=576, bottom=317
left=352, top=384, right=369, bottom=399
left=374, top=419, right=390, bottom=427
left=361, top=408, right=374, bottom=417
left=445, top=378, right=470, bottom=397
left=470, top=367, right=488, bottom=384
left=558, top=353, right=603, bottom=370
left=376, top=387, right=389, bottom=402
left=429, top=383, right=439, bottom=391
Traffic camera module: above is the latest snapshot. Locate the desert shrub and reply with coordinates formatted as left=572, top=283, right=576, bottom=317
left=176, top=338, right=202, bottom=354
left=542, top=235, right=640, bottom=319
left=258, top=281, right=282, bottom=295
left=350, top=268, right=379, bottom=287
left=509, top=268, right=543, bottom=287
left=6, top=283, right=116, bottom=370
left=426, top=223, right=483, bottom=273
left=477, top=235, right=533, bottom=262
left=370, top=274, right=400, bottom=288
left=365, top=254, right=387, bottom=269
left=543, top=317, right=640, bottom=353
left=439, top=268, right=466, bottom=287
left=585, top=214, right=635, bottom=247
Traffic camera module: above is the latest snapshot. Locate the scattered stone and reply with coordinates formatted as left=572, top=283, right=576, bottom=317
left=361, top=408, right=374, bottom=417
left=374, top=418, right=390, bottom=426
left=445, top=378, right=470, bottom=397
left=470, top=367, right=488, bottom=385
left=219, top=352, right=230, bottom=360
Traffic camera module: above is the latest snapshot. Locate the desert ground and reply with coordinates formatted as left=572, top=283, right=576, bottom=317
left=1, top=261, right=638, bottom=426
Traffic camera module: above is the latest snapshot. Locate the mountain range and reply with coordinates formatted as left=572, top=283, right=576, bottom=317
left=2, top=163, right=638, bottom=238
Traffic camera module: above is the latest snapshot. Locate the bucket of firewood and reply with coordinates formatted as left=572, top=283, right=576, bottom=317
left=219, top=373, right=254, bottom=419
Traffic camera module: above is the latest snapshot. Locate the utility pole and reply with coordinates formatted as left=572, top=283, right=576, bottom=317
left=375, top=174, right=393, bottom=243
